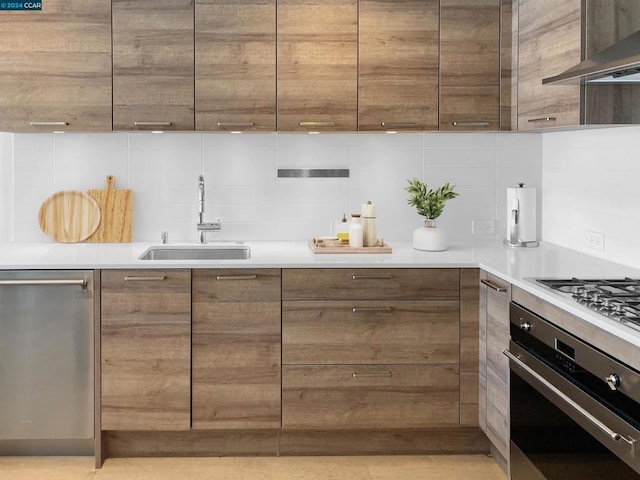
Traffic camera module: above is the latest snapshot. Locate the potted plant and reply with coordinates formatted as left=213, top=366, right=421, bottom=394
left=405, top=177, right=459, bottom=251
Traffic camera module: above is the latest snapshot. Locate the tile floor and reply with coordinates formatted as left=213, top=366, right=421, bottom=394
left=0, top=455, right=507, bottom=480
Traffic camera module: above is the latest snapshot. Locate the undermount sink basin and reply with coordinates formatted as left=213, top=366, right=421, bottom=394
left=138, top=244, right=251, bottom=261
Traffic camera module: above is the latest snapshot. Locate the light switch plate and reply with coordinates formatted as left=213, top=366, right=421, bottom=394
left=472, top=219, right=496, bottom=235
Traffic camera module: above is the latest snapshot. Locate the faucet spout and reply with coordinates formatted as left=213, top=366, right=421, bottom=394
left=197, top=175, right=222, bottom=244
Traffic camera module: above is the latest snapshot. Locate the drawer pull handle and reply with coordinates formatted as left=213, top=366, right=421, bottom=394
left=527, top=117, right=556, bottom=123
left=351, top=275, right=392, bottom=280
left=481, top=279, right=507, bottom=292
left=217, top=122, right=255, bottom=128
left=380, top=122, right=418, bottom=127
left=133, top=121, right=173, bottom=127
left=0, top=279, right=87, bottom=290
left=352, top=307, right=393, bottom=313
left=29, top=121, right=69, bottom=127
left=215, top=275, right=257, bottom=281
left=352, top=371, right=393, bottom=378
left=451, top=121, right=490, bottom=127
left=124, top=275, right=167, bottom=282
left=299, top=122, right=336, bottom=128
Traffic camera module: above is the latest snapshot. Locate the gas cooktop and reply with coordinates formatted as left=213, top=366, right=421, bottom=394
left=534, top=278, right=640, bottom=331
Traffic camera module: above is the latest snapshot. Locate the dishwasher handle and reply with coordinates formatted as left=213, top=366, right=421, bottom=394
left=0, top=278, right=88, bottom=290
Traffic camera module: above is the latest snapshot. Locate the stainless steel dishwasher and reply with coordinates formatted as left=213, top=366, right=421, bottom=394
left=0, top=270, right=94, bottom=455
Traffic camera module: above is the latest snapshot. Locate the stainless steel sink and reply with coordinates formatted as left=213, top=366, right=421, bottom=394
left=138, top=244, right=251, bottom=261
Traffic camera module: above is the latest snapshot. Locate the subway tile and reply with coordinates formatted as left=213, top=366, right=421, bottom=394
left=496, top=147, right=542, bottom=169
left=129, top=150, right=203, bottom=187
left=496, top=132, right=542, bottom=150
left=276, top=133, right=350, bottom=151
left=350, top=133, right=423, bottom=150
left=277, top=149, right=350, bottom=169
left=13, top=133, right=53, bottom=152
left=128, top=132, right=203, bottom=151
left=423, top=133, right=497, bottom=149
left=204, top=150, right=276, bottom=186
left=54, top=132, right=128, bottom=152
left=424, top=148, right=495, bottom=168
left=204, top=133, right=277, bottom=151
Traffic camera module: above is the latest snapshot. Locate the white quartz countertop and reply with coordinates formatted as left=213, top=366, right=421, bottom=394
left=2, top=239, right=640, bottom=347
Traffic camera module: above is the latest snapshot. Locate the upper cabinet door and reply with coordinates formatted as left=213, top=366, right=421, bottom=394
left=112, top=0, right=195, bottom=131
left=359, top=0, right=439, bottom=132
left=517, top=0, right=581, bottom=130
left=439, top=0, right=500, bottom=131
left=277, top=0, right=358, bottom=132
left=0, top=1, right=112, bottom=132
left=195, top=0, right=276, bottom=132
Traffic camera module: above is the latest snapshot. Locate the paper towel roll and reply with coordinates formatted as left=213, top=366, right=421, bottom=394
left=506, top=186, right=537, bottom=243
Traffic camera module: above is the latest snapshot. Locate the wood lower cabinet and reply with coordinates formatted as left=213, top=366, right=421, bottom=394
left=0, top=0, right=112, bottom=132
left=277, top=0, right=358, bottom=132
left=191, top=269, right=281, bottom=429
left=439, top=0, right=500, bottom=131
left=358, top=0, right=439, bottom=131
left=517, top=0, right=581, bottom=130
left=112, top=0, right=195, bottom=131
left=100, top=270, right=191, bottom=431
left=195, top=0, right=276, bottom=131
left=282, top=268, right=466, bottom=431
left=479, top=270, right=510, bottom=473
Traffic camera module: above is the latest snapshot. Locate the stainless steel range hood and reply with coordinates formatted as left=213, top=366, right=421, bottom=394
left=543, top=30, right=640, bottom=84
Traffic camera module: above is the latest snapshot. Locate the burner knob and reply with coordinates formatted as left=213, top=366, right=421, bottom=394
left=605, top=374, right=620, bottom=391
left=519, top=320, right=532, bottom=332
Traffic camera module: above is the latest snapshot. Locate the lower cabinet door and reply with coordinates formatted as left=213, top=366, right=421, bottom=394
left=101, top=269, right=191, bottom=431
left=282, top=364, right=459, bottom=429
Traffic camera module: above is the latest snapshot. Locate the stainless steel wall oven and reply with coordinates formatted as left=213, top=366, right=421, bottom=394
left=506, top=302, right=640, bottom=479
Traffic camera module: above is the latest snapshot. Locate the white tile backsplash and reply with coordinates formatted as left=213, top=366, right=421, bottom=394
left=2, top=132, right=543, bottom=244
left=542, top=126, right=640, bottom=269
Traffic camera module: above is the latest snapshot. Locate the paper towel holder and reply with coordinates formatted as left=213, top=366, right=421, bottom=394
left=503, top=183, right=539, bottom=248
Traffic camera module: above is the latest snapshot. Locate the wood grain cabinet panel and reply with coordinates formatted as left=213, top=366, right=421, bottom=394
left=358, top=0, right=439, bottom=131
left=0, top=0, right=112, bottom=132
left=439, top=0, right=500, bottom=131
left=282, top=300, right=459, bottom=365
left=282, top=268, right=460, bottom=301
left=112, top=0, right=195, bottom=131
left=101, top=270, right=191, bottom=431
left=282, top=364, right=460, bottom=429
left=517, top=0, right=581, bottom=130
left=192, top=269, right=281, bottom=429
left=277, top=0, right=358, bottom=131
left=479, top=270, right=510, bottom=470
left=195, top=0, right=276, bottom=131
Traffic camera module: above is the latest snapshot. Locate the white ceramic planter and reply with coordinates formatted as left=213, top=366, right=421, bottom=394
left=412, top=219, right=447, bottom=251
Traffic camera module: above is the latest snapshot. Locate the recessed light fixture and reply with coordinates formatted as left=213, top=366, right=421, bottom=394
left=151, top=130, right=164, bottom=134
left=230, top=131, right=242, bottom=134
left=52, top=131, right=66, bottom=134
left=308, top=131, right=320, bottom=135
left=385, top=131, right=398, bottom=134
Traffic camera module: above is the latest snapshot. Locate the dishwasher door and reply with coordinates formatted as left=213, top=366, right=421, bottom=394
left=0, top=270, right=94, bottom=442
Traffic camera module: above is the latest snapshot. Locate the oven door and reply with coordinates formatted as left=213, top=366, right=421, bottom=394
left=506, top=341, right=640, bottom=480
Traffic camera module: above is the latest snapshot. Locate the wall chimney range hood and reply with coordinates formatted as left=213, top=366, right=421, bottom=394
left=543, top=30, right=640, bottom=84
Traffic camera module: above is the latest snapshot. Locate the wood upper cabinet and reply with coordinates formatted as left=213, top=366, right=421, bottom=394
left=277, top=0, right=358, bottom=132
left=112, top=0, right=195, bottom=131
left=358, top=0, right=439, bottom=131
left=195, top=0, right=276, bottom=131
left=101, top=270, right=191, bottom=431
left=517, top=0, right=581, bottom=130
left=439, top=0, right=500, bottom=131
left=192, top=269, right=281, bottom=429
left=479, top=271, right=510, bottom=472
left=0, top=0, right=112, bottom=132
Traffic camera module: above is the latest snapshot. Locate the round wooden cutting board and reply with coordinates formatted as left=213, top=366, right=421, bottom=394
left=38, top=191, right=101, bottom=243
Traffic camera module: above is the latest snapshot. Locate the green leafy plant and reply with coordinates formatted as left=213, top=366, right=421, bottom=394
left=405, top=177, right=459, bottom=220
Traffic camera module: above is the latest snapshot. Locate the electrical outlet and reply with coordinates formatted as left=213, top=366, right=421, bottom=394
left=472, top=219, right=496, bottom=235
left=586, top=231, right=605, bottom=251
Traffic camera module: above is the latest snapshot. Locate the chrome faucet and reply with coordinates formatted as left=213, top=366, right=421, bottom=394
left=197, top=175, right=221, bottom=244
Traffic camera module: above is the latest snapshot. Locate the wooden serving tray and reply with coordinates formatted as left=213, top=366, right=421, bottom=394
left=308, top=239, right=392, bottom=254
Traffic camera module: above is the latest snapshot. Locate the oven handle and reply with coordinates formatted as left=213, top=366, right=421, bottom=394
left=504, top=349, right=638, bottom=458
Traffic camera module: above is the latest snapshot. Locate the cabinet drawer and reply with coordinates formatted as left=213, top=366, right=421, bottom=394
left=283, top=300, right=459, bottom=365
left=282, top=268, right=460, bottom=301
left=282, top=364, right=459, bottom=429
left=192, top=269, right=281, bottom=302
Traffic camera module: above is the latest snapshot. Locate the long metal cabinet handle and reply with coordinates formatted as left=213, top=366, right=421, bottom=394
left=216, top=275, right=257, bottom=281
left=29, top=121, right=69, bottom=126
left=352, top=371, right=393, bottom=378
left=352, top=307, right=393, bottom=313
left=124, top=275, right=167, bottom=281
left=380, top=122, right=418, bottom=127
left=217, top=122, right=255, bottom=128
left=481, top=279, right=507, bottom=292
left=351, top=275, right=392, bottom=280
left=299, top=122, right=336, bottom=127
left=133, top=121, right=172, bottom=126
left=0, top=279, right=87, bottom=290
left=527, top=117, right=557, bottom=123
left=504, top=349, right=637, bottom=456
left=451, top=121, right=490, bottom=126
